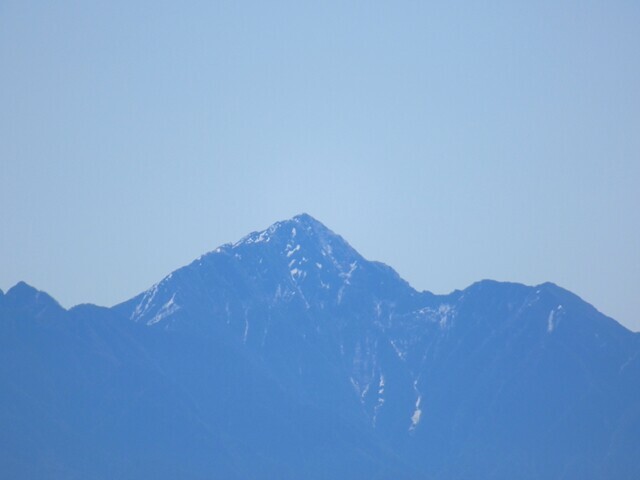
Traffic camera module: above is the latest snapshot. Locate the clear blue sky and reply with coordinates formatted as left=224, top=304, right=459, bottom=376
left=1, top=1, right=639, bottom=330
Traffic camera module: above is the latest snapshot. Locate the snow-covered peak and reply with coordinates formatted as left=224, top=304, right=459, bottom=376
left=290, top=213, right=332, bottom=234
left=226, top=214, right=371, bottom=279
left=118, top=213, right=417, bottom=327
left=232, top=213, right=334, bottom=248
left=224, top=215, right=365, bottom=287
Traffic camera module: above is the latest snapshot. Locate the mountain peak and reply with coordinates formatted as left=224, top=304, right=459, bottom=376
left=231, top=213, right=338, bottom=250
left=7, top=281, right=42, bottom=298
left=291, top=212, right=319, bottom=223
left=119, top=213, right=418, bottom=327
left=290, top=212, right=325, bottom=228
left=4, top=281, right=65, bottom=316
left=288, top=213, right=336, bottom=238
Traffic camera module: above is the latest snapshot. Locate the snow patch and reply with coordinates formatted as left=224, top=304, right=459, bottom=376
left=337, top=285, right=346, bottom=304
left=249, top=230, right=270, bottom=244
left=373, top=373, right=386, bottom=426
left=234, top=227, right=275, bottom=246
left=147, top=293, right=180, bottom=326
left=547, top=305, right=563, bottom=333
left=290, top=268, right=305, bottom=281
left=410, top=396, right=422, bottom=430
left=438, top=304, right=453, bottom=329
left=410, top=380, right=422, bottom=431
left=243, top=317, right=250, bottom=343
left=340, top=261, right=358, bottom=284
left=349, top=377, right=370, bottom=402
left=418, top=304, right=455, bottom=329
left=390, top=339, right=407, bottom=361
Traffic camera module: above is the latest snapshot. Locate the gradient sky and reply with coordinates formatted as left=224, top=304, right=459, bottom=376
left=1, top=1, right=639, bottom=330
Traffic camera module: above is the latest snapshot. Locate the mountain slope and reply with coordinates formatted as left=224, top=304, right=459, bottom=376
left=2, top=214, right=639, bottom=479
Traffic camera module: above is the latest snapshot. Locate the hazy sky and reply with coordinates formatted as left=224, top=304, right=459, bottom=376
left=1, top=1, right=639, bottom=330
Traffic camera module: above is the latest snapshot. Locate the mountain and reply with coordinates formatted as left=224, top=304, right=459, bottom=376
left=2, top=214, right=639, bottom=479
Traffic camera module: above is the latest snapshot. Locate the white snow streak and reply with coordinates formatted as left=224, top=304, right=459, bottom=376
left=243, top=317, right=250, bottom=343
left=410, top=396, right=422, bottom=430
left=547, top=305, right=563, bottom=333
left=147, top=293, right=180, bottom=326
left=286, top=244, right=301, bottom=257
left=409, top=379, right=422, bottom=431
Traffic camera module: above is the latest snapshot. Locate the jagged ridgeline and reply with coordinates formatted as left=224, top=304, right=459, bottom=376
left=2, top=214, right=639, bottom=479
